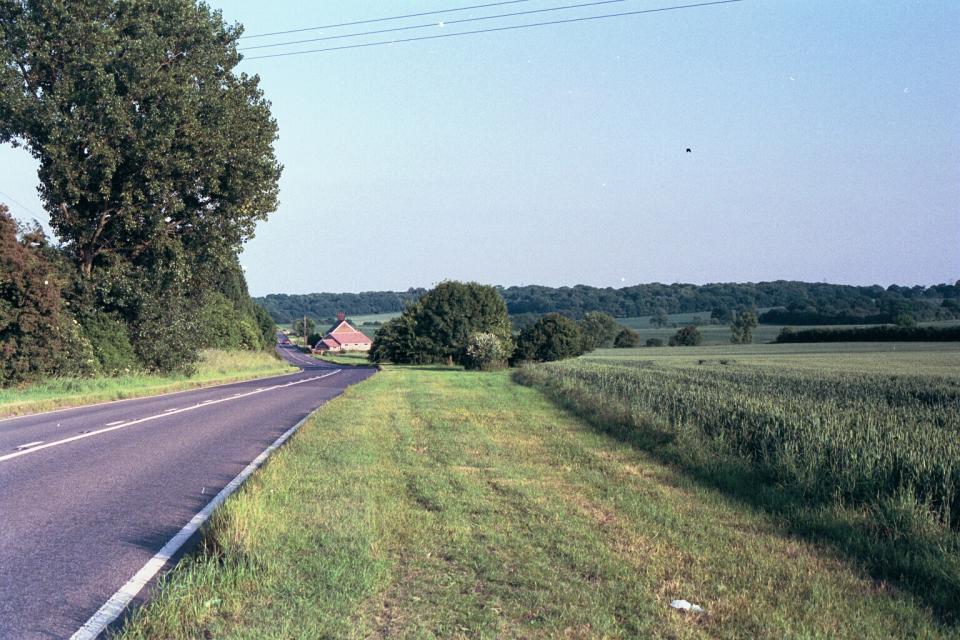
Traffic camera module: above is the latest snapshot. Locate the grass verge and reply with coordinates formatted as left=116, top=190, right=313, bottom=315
left=115, top=366, right=949, bottom=638
left=313, top=351, right=375, bottom=367
left=0, top=349, right=297, bottom=418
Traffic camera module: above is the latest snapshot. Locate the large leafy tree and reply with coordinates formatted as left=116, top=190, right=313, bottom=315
left=369, top=282, right=512, bottom=366
left=1, top=0, right=281, bottom=373
left=0, top=0, right=281, bottom=278
left=578, top=311, right=621, bottom=350
left=412, top=281, right=513, bottom=364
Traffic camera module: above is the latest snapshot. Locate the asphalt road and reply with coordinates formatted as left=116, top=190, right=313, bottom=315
left=0, top=344, right=375, bottom=639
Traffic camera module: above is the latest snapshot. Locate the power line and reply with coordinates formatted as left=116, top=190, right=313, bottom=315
left=243, top=0, right=743, bottom=60
left=241, top=0, right=538, bottom=39
left=0, top=189, right=43, bottom=219
left=241, top=0, right=630, bottom=52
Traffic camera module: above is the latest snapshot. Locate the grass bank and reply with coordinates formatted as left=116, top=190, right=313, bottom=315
left=116, top=365, right=948, bottom=638
left=0, top=349, right=297, bottom=418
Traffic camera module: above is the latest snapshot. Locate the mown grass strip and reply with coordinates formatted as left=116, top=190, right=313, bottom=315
left=115, top=366, right=949, bottom=639
left=0, top=350, right=297, bottom=419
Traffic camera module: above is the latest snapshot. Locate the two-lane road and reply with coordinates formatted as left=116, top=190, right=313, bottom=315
left=0, top=345, right=374, bottom=639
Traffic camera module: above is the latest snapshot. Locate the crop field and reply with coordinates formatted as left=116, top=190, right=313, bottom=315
left=613, top=316, right=960, bottom=346
left=516, top=342, right=960, bottom=623
left=349, top=311, right=400, bottom=328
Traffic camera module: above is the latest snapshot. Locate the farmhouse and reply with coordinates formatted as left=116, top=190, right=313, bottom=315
left=312, top=312, right=372, bottom=353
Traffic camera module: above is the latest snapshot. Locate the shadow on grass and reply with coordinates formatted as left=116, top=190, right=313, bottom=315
left=514, top=371, right=960, bottom=628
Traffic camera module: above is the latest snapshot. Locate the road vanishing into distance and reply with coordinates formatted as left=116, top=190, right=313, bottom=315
left=0, top=344, right=375, bottom=639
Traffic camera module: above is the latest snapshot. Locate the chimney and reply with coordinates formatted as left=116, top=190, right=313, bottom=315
left=336, top=311, right=346, bottom=322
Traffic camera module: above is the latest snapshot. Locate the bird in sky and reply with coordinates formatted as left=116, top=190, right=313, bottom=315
left=686, top=148, right=692, bottom=153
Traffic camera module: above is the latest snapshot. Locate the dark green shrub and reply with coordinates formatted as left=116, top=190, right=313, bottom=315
left=645, top=337, right=664, bottom=347
left=80, top=312, right=139, bottom=375
left=512, top=313, right=585, bottom=363
left=669, top=325, right=703, bottom=346
left=613, top=328, right=641, bottom=348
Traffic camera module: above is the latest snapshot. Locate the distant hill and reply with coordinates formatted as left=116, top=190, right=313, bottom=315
left=255, top=281, right=960, bottom=326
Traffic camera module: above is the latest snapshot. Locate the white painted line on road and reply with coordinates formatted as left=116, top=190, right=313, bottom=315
left=104, top=420, right=125, bottom=426
left=0, top=370, right=341, bottom=464
left=163, top=408, right=179, bottom=413
left=71, top=407, right=321, bottom=640
left=0, top=362, right=303, bottom=424
left=14, top=441, right=44, bottom=450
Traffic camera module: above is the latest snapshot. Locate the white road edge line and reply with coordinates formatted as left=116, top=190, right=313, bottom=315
left=0, top=370, right=341, bottom=464
left=71, top=407, right=321, bottom=640
left=0, top=357, right=303, bottom=424
left=14, top=440, right=44, bottom=450
left=104, top=420, right=126, bottom=427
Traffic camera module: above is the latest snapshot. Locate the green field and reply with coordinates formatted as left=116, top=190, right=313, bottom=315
left=614, top=315, right=960, bottom=346
left=347, top=312, right=400, bottom=334
left=0, top=350, right=296, bottom=418
left=116, top=344, right=958, bottom=638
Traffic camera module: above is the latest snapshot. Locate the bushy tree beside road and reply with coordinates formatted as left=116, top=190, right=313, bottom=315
left=0, top=206, right=96, bottom=384
left=370, top=282, right=513, bottom=366
left=0, top=0, right=281, bottom=378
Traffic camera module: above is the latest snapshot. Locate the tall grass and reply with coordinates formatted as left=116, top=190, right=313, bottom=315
left=515, top=356, right=960, bottom=622
left=519, top=360, right=960, bottom=526
left=0, top=349, right=296, bottom=418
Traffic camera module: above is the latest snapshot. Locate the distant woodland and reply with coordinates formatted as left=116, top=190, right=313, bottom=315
left=257, top=281, right=960, bottom=325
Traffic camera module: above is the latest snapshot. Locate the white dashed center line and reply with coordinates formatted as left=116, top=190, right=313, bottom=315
left=0, top=370, right=341, bottom=464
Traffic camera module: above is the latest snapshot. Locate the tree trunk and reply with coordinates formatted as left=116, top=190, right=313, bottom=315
left=79, top=250, right=94, bottom=277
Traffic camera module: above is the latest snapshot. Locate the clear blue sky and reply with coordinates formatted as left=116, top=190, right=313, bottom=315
left=1, top=0, right=957, bottom=296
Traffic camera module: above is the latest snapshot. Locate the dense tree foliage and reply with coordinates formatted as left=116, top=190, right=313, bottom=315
left=0, top=206, right=95, bottom=383
left=512, top=314, right=585, bottom=364
left=669, top=326, right=703, bottom=347
left=369, top=282, right=511, bottom=366
left=1, top=0, right=280, bottom=278
left=257, top=281, right=960, bottom=326
left=368, top=313, right=429, bottom=365
left=499, top=282, right=959, bottom=321
left=613, top=327, right=641, bottom=348
left=0, top=1, right=280, bottom=379
left=776, top=325, right=960, bottom=343
left=578, top=312, right=622, bottom=350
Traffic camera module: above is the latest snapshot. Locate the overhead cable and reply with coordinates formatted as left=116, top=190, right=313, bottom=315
left=241, top=0, right=630, bottom=51
left=242, top=0, right=744, bottom=60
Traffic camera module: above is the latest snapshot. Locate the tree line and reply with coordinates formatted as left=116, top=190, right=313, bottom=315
left=257, top=280, right=960, bottom=326
left=0, top=1, right=280, bottom=385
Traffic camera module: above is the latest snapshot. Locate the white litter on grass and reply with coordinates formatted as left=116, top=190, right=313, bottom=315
left=670, top=599, right=705, bottom=613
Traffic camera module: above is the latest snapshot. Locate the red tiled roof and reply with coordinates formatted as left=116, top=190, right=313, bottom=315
left=328, top=331, right=371, bottom=344
left=319, top=338, right=339, bottom=349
